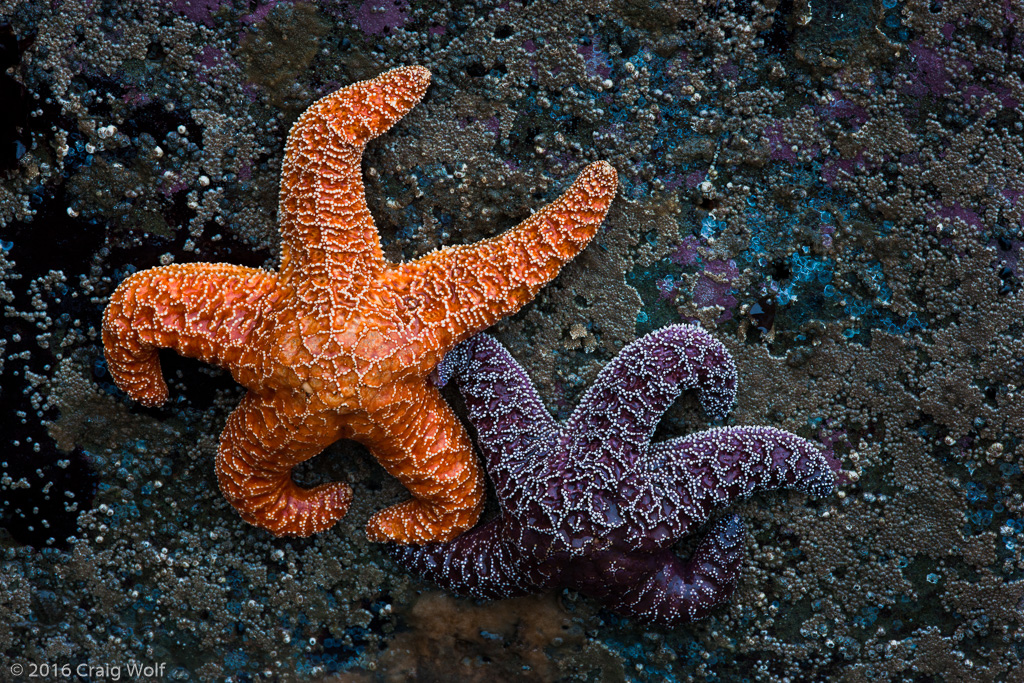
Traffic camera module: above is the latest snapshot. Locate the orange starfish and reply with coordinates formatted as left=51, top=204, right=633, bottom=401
left=101, top=66, right=617, bottom=543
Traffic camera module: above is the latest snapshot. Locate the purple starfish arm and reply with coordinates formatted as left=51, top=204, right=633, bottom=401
left=432, top=333, right=557, bottom=504
left=596, top=515, right=746, bottom=626
left=624, top=426, right=841, bottom=544
left=562, top=324, right=737, bottom=475
left=388, top=518, right=543, bottom=600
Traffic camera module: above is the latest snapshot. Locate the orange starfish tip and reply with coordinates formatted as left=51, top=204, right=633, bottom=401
left=297, top=65, right=432, bottom=150
left=584, top=160, right=619, bottom=193
left=390, top=64, right=431, bottom=92
left=574, top=160, right=618, bottom=218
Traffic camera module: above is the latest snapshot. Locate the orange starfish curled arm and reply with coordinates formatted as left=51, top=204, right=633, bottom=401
left=355, top=380, right=483, bottom=543
left=216, top=392, right=353, bottom=536
left=388, top=161, right=618, bottom=362
left=102, top=263, right=282, bottom=406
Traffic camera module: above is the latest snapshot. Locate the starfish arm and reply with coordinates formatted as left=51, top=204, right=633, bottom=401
left=563, top=324, right=737, bottom=471
left=386, top=161, right=618, bottom=364
left=601, top=515, right=745, bottom=627
left=388, top=518, right=539, bottom=600
left=357, top=380, right=485, bottom=544
left=278, top=65, right=431, bottom=282
left=102, top=263, right=282, bottom=406
left=432, top=334, right=556, bottom=502
left=215, top=392, right=353, bottom=537
left=641, top=426, right=840, bottom=537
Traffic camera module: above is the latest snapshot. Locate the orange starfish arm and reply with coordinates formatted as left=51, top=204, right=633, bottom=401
left=356, top=380, right=484, bottom=544
left=102, top=263, right=283, bottom=406
left=216, top=392, right=353, bottom=536
left=278, top=65, right=431, bottom=283
left=387, top=161, right=618, bottom=367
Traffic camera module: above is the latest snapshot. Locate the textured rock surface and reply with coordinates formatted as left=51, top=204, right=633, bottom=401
left=1, top=0, right=1022, bottom=680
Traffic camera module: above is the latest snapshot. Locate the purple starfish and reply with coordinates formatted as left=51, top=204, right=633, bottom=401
left=390, top=324, right=840, bottom=627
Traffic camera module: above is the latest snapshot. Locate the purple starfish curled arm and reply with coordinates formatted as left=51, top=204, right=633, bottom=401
left=389, top=335, right=557, bottom=599
left=607, top=514, right=746, bottom=626
left=563, top=324, right=738, bottom=472
left=606, top=428, right=838, bottom=626
left=432, top=333, right=557, bottom=497
left=388, top=518, right=538, bottom=600
left=644, top=425, right=841, bottom=535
